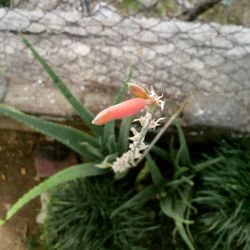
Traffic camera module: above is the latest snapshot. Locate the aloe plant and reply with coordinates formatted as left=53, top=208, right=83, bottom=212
left=0, top=38, right=194, bottom=250
left=142, top=122, right=222, bottom=250
left=0, top=37, right=133, bottom=224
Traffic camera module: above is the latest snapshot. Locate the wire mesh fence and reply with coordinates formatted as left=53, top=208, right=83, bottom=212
left=0, top=0, right=249, bottom=130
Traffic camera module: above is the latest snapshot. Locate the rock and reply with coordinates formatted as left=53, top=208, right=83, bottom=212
left=34, top=142, right=78, bottom=177
left=137, top=0, right=159, bottom=8
left=0, top=9, right=249, bottom=132
left=183, top=93, right=249, bottom=131
left=15, top=0, right=81, bottom=11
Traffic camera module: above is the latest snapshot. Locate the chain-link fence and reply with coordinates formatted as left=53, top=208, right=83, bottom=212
left=0, top=0, right=250, bottom=131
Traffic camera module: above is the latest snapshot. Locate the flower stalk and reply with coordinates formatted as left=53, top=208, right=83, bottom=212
left=92, top=82, right=165, bottom=174
left=112, top=111, right=161, bottom=173
left=111, top=86, right=165, bottom=173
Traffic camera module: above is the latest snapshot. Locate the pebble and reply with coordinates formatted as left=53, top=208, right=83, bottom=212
left=20, top=168, right=27, bottom=175
left=1, top=173, right=6, bottom=181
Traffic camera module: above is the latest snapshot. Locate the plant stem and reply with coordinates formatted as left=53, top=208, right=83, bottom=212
left=135, top=98, right=190, bottom=166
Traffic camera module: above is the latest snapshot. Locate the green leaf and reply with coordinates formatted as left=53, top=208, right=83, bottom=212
left=160, top=195, right=193, bottom=225
left=175, top=221, right=195, bottom=250
left=174, top=166, right=189, bottom=179
left=79, top=142, right=104, bottom=160
left=167, top=176, right=194, bottom=188
left=102, top=68, right=132, bottom=153
left=95, top=153, right=117, bottom=169
left=169, top=136, right=176, bottom=163
left=0, top=104, right=99, bottom=159
left=146, top=154, right=165, bottom=187
left=151, top=145, right=170, bottom=161
left=111, top=185, right=156, bottom=217
left=3, top=163, right=108, bottom=222
left=103, top=123, right=117, bottom=154
left=113, top=66, right=132, bottom=105
left=175, top=144, right=186, bottom=168
left=175, top=121, right=191, bottom=167
left=135, top=164, right=149, bottom=185
left=118, top=117, right=132, bottom=154
left=21, top=36, right=102, bottom=137
left=160, top=195, right=195, bottom=250
left=102, top=132, right=117, bottom=154
left=177, top=185, right=195, bottom=213
left=193, top=157, right=223, bottom=172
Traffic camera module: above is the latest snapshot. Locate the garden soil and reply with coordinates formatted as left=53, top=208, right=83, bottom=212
left=0, top=130, right=42, bottom=250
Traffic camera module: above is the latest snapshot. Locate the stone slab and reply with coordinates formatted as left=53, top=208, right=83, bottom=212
left=0, top=8, right=249, bottom=132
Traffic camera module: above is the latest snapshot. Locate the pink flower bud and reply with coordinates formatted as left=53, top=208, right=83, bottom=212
left=92, top=98, right=149, bottom=125
left=127, top=82, right=149, bottom=99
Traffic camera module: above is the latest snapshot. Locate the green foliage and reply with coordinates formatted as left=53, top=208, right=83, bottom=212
left=0, top=0, right=9, bottom=7
left=121, top=0, right=178, bottom=17
left=4, top=163, right=106, bottom=222
left=146, top=154, right=165, bottom=188
left=194, top=137, right=250, bottom=250
left=101, top=66, right=132, bottom=155
left=148, top=122, right=195, bottom=250
left=43, top=175, right=159, bottom=250
left=0, top=37, right=132, bottom=224
left=118, top=117, right=133, bottom=154
left=148, top=122, right=223, bottom=250
left=0, top=105, right=99, bottom=159
left=26, top=231, right=46, bottom=250
left=122, top=0, right=141, bottom=13
left=22, top=37, right=102, bottom=137
left=146, top=151, right=195, bottom=250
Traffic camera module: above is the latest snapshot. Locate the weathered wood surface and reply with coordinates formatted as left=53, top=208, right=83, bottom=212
left=0, top=6, right=249, bottom=131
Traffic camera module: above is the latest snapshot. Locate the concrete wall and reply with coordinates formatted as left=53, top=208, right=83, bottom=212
left=0, top=3, right=249, bottom=131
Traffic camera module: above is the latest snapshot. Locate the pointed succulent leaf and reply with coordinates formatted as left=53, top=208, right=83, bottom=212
left=21, top=36, right=103, bottom=136
left=0, top=104, right=98, bottom=158
left=3, top=163, right=108, bottom=223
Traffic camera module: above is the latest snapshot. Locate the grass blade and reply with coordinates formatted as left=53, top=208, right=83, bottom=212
left=160, top=195, right=193, bottom=224
left=0, top=104, right=99, bottom=159
left=111, top=185, right=156, bottom=217
left=146, top=154, right=165, bottom=187
left=160, top=195, right=195, bottom=250
left=21, top=36, right=102, bottom=136
left=103, top=123, right=116, bottom=153
left=176, top=221, right=195, bottom=250
left=113, top=66, right=132, bottom=105
left=175, top=121, right=191, bottom=166
left=151, top=145, right=170, bottom=161
left=3, top=163, right=108, bottom=223
left=102, top=68, right=132, bottom=153
left=193, top=157, right=223, bottom=172
left=118, top=117, right=132, bottom=154
left=174, top=144, right=186, bottom=168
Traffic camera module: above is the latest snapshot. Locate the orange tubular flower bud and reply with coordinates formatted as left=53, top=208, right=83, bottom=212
left=92, top=98, right=149, bottom=125
left=127, top=83, right=149, bottom=99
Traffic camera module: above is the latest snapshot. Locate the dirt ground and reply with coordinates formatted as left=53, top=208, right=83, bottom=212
left=0, top=130, right=43, bottom=250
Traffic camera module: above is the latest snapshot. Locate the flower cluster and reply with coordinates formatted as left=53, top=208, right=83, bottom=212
left=112, top=113, right=152, bottom=173
left=92, top=83, right=165, bottom=173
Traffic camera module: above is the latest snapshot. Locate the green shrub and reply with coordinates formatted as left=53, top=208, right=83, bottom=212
left=43, top=175, right=159, bottom=250
left=194, top=136, right=250, bottom=250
